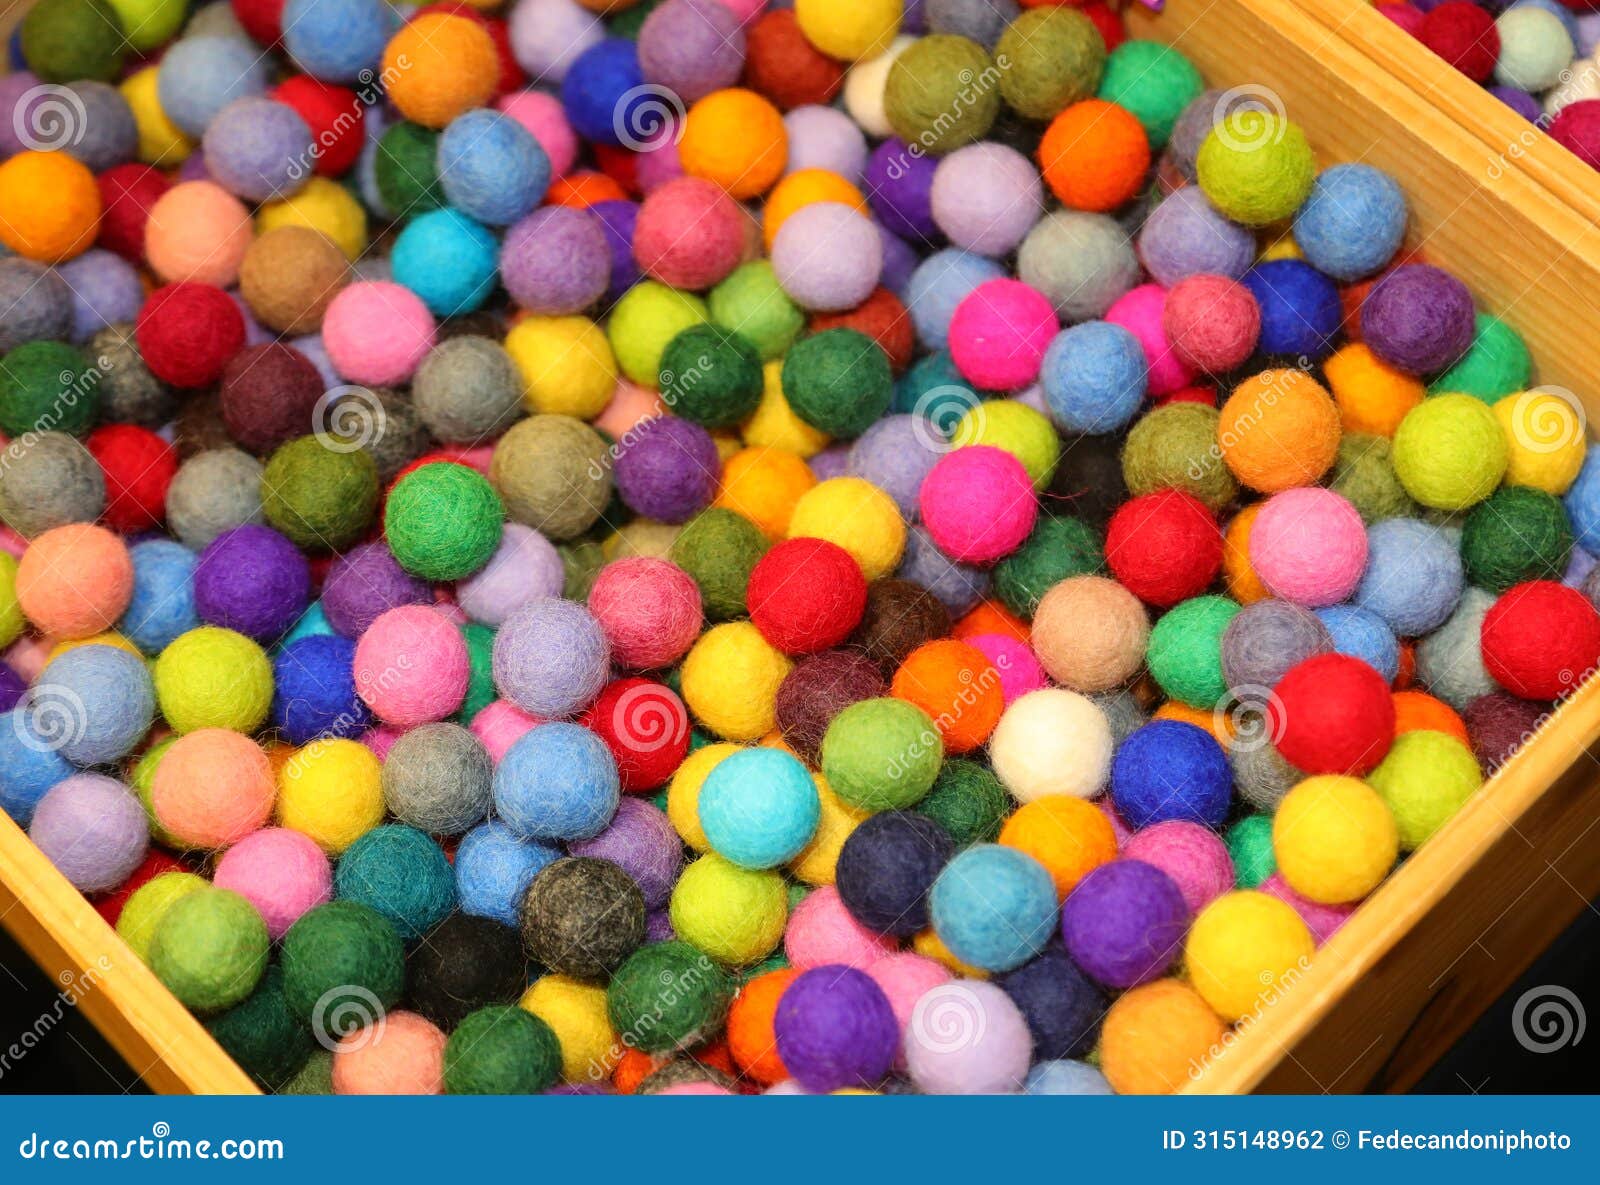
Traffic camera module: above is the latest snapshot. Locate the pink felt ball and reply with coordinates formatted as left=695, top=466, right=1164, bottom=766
left=362, top=724, right=406, bottom=761
left=785, top=885, right=896, bottom=970
left=948, top=279, right=1059, bottom=391
left=331, top=1011, right=447, bottom=1095
left=657, top=1081, right=735, bottom=1095
left=213, top=826, right=333, bottom=940
left=587, top=557, right=704, bottom=670
left=632, top=176, right=744, bottom=291
left=865, top=952, right=953, bottom=1069
left=1107, top=282, right=1195, bottom=396
left=635, top=135, right=684, bottom=193
left=1162, top=274, right=1261, bottom=373
left=1248, top=487, right=1369, bottom=608
left=1122, top=821, right=1234, bottom=914
left=965, top=633, right=1049, bottom=705
left=470, top=699, right=543, bottom=763
left=919, top=445, right=1040, bottom=565
left=321, top=281, right=438, bottom=386
left=353, top=605, right=470, bottom=727
left=1262, top=872, right=1355, bottom=944
left=497, top=91, right=578, bottom=178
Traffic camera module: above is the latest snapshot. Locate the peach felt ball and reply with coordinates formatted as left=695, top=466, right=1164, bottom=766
left=332, top=1011, right=448, bottom=1095
left=213, top=827, right=333, bottom=940
left=1247, top=487, right=1369, bottom=608
left=919, top=446, right=1039, bottom=565
left=16, top=525, right=134, bottom=641
left=143, top=181, right=254, bottom=287
left=947, top=279, right=1059, bottom=391
left=151, top=729, right=276, bottom=849
left=354, top=605, right=471, bottom=727
left=322, top=282, right=438, bottom=387
left=383, top=14, right=500, bottom=129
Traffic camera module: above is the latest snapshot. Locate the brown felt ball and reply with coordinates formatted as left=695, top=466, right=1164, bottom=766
left=1461, top=691, right=1547, bottom=773
left=219, top=343, right=326, bottom=455
left=1031, top=575, right=1151, bottom=692
left=238, top=227, right=350, bottom=336
left=849, top=578, right=953, bottom=676
left=518, top=857, right=646, bottom=982
left=406, top=913, right=527, bottom=1031
left=775, top=649, right=889, bottom=766
left=176, top=393, right=235, bottom=459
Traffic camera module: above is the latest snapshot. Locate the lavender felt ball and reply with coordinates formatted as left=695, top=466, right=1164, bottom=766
left=58, top=81, right=138, bottom=172
left=57, top=250, right=144, bottom=343
left=930, top=142, right=1042, bottom=257
left=1059, top=859, right=1189, bottom=988
left=589, top=200, right=641, bottom=303
left=1220, top=597, right=1333, bottom=694
left=202, top=97, right=315, bottom=202
left=785, top=105, right=869, bottom=181
left=771, top=203, right=883, bottom=312
left=897, top=525, right=990, bottom=615
left=773, top=965, right=900, bottom=1092
left=877, top=222, right=921, bottom=298
left=637, top=0, right=747, bottom=103
left=1138, top=187, right=1256, bottom=287
left=457, top=523, right=567, bottom=627
left=848, top=414, right=943, bottom=519
left=614, top=415, right=721, bottom=523
left=568, top=796, right=683, bottom=909
left=29, top=774, right=148, bottom=893
left=866, top=138, right=939, bottom=242
left=500, top=206, right=612, bottom=315
left=321, top=542, right=433, bottom=639
left=1361, top=264, right=1477, bottom=375
left=492, top=597, right=611, bottom=718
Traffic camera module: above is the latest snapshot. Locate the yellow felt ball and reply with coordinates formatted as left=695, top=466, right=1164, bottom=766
left=505, top=315, right=618, bottom=418
left=762, top=169, right=868, bottom=250
left=677, top=88, right=788, bottom=200
left=743, top=362, right=830, bottom=457
left=681, top=624, right=792, bottom=741
left=520, top=974, right=619, bottom=1082
left=0, top=552, right=25, bottom=650
left=383, top=14, right=500, bottom=128
left=257, top=178, right=368, bottom=261
left=789, top=774, right=871, bottom=885
left=1258, top=230, right=1303, bottom=263
left=1184, top=890, right=1315, bottom=1022
left=154, top=627, right=272, bottom=734
left=121, top=66, right=193, bottom=166
left=276, top=739, right=384, bottom=854
left=669, top=854, right=788, bottom=965
left=0, top=151, right=101, bottom=263
left=911, top=928, right=988, bottom=979
left=714, top=446, right=816, bottom=539
left=601, top=520, right=680, bottom=563
left=667, top=742, right=742, bottom=851
left=795, top=0, right=904, bottom=60
left=1493, top=389, right=1587, bottom=495
left=1323, top=343, right=1424, bottom=438
left=1273, top=775, right=1398, bottom=904
left=49, top=632, right=143, bottom=661
left=788, top=476, right=906, bottom=580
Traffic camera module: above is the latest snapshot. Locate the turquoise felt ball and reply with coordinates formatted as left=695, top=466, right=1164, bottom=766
left=697, top=746, right=820, bottom=870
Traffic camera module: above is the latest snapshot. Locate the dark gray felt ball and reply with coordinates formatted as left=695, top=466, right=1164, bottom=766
left=381, top=722, right=494, bottom=836
left=165, top=447, right=265, bottom=551
left=89, top=323, right=178, bottom=427
left=518, top=857, right=646, bottom=981
left=406, top=913, right=528, bottom=1031
left=354, top=386, right=435, bottom=483
left=1219, top=598, right=1333, bottom=694
left=0, top=257, right=73, bottom=352
left=412, top=336, right=524, bottom=444
left=0, top=431, right=106, bottom=538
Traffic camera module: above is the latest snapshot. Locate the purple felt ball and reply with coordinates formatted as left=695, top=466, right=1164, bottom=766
left=930, top=143, right=1043, bottom=257
left=321, top=541, right=434, bottom=639
left=1489, top=85, right=1542, bottom=122
left=1167, top=89, right=1226, bottom=183
left=613, top=414, right=721, bottom=522
left=57, top=249, right=145, bottom=343
left=29, top=774, right=149, bottom=893
left=193, top=524, right=313, bottom=642
left=645, top=908, right=676, bottom=944
left=569, top=796, right=684, bottom=909
left=809, top=443, right=852, bottom=481
left=491, top=596, right=611, bottom=718
left=876, top=222, right=920, bottom=299
left=637, top=0, right=748, bottom=103
left=589, top=199, right=641, bottom=303
left=1059, top=859, right=1190, bottom=988
left=456, top=523, right=566, bottom=627
left=1360, top=263, right=1477, bottom=375
left=500, top=206, right=612, bottom=315
left=0, top=72, right=42, bottom=158
left=773, top=965, right=900, bottom=1092
left=1138, top=187, right=1257, bottom=287
left=848, top=414, right=942, bottom=518
left=202, top=97, right=316, bottom=203
left=866, top=138, right=939, bottom=242
left=785, top=105, right=869, bottom=181
left=771, top=202, right=883, bottom=312
left=0, top=662, right=26, bottom=713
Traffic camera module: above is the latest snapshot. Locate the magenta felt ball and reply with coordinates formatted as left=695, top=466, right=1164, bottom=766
left=1262, top=872, right=1353, bottom=944
left=1107, top=282, right=1195, bottom=396
left=920, top=445, right=1040, bottom=564
left=1248, top=487, right=1369, bottom=608
left=865, top=952, right=952, bottom=1066
left=632, top=176, right=744, bottom=291
left=322, top=282, right=437, bottom=386
left=213, top=826, right=332, bottom=940
left=456, top=523, right=566, bottom=627
left=1122, top=821, right=1234, bottom=915
left=771, top=202, right=883, bottom=312
left=500, top=206, right=612, bottom=315
left=29, top=774, right=148, bottom=893
left=904, top=979, right=1033, bottom=1095
left=586, top=557, right=703, bottom=670
left=966, top=632, right=1048, bottom=704
left=948, top=279, right=1058, bottom=391
left=353, top=605, right=470, bottom=726
left=498, top=91, right=579, bottom=178
left=1162, top=274, right=1260, bottom=373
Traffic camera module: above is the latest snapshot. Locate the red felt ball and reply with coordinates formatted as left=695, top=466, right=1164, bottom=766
left=581, top=677, right=692, bottom=792
left=1481, top=580, right=1600, bottom=700
left=593, top=143, right=642, bottom=197
left=92, top=849, right=185, bottom=924
left=743, top=10, right=847, bottom=111
left=135, top=283, right=246, bottom=389
left=86, top=424, right=179, bottom=534
left=1268, top=653, right=1396, bottom=775
left=1104, top=489, right=1222, bottom=608
left=1549, top=99, right=1600, bottom=169
left=1156, top=384, right=1218, bottom=408
left=1080, top=2, right=1126, bottom=53
left=232, top=0, right=286, bottom=44
left=272, top=76, right=365, bottom=177
left=748, top=537, right=869, bottom=655
left=219, top=341, right=327, bottom=454
left=1419, top=1, right=1500, bottom=84
left=96, top=163, right=169, bottom=263
left=810, top=288, right=916, bottom=373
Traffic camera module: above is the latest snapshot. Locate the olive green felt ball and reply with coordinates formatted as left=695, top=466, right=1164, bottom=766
left=206, top=964, right=316, bottom=1090
left=885, top=35, right=1002, bottom=155
left=444, top=1005, right=562, bottom=1094
left=1460, top=486, right=1573, bottom=593
left=1429, top=314, right=1530, bottom=403
left=1121, top=402, right=1238, bottom=510
left=996, top=8, right=1106, bottom=122
left=913, top=757, right=1010, bottom=846
left=781, top=329, right=894, bottom=439
left=821, top=696, right=943, bottom=810
left=659, top=323, right=764, bottom=429
left=1146, top=594, right=1241, bottom=710
left=0, top=341, right=101, bottom=437
left=280, top=901, right=405, bottom=1029
left=261, top=435, right=379, bottom=551
left=991, top=515, right=1103, bottom=618
left=668, top=507, right=770, bottom=621
left=148, top=887, right=270, bottom=1014
left=21, top=0, right=128, bottom=84
left=606, top=940, right=735, bottom=1054
left=489, top=415, right=613, bottom=541
left=1097, top=40, right=1203, bottom=149
left=1329, top=432, right=1418, bottom=524
left=385, top=462, right=505, bottom=580
left=375, top=123, right=444, bottom=219
left=1226, top=814, right=1276, bottom=889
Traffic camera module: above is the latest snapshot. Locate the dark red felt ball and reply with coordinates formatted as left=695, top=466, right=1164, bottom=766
left=219, top=342, right=327, bottom=454
left=1549, top=99, right=1600, bottom=169
left=95, top=163, right=169, bottom=263
left=810, top=288, right=916, bottom=373
left=1419, top=1, right=1500, bottom=84
left=135, top=283, right=246, bottom=390
left=1104, top=489, right=1222, bottom=608
left=1461, top=691, right=1546, bottom=774
left=87, top=424, right=179, bottom=535
left=271, top=76, right=365, bottom=177
left=1480, top=580, right=1600, bottom=700
left=743, top=10, right=847, bottom=111
left=231, top=0, right=286, bottom=44
left=1268, top=652, right=1396, bottom=775
left=748, top=537, right=869, bottom=655
left=1156, top=384, right=1218, bottom=408
left=92, top=849, right=185, bottom=924
left=581, top=677, right=691, bottom=792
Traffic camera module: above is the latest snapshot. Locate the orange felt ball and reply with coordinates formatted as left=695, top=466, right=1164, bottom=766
left=16, top=524, right=134, bottom=640
left=1099, top=978, right=1226, bottom=1095
left=332, top=1010, right=447, bottom=1095
left=953, top=599, right=1030, bottom=645
left=150, top=728, right=276, bottom=849
left=1392, top=689, right=1470, bottom=747
left=144, top=181, right=254, bottom=288
left=546, top=170, right=630, bottom=208
left=763, top=169, right=867, bottom=250
left=999, top=795, right=1118, bottom=899
left=1153, top=700, right=1234, bottom=745
left=727, top=967, right=799, bottom=1085
left=1038, top=100, right=1150, bottom=212
left=1322, top=342, right=1425, bottom=437
left=678, top=88, right=788, bottom=200
left=714, top=447, right=816, bottom=539
left=890, top=639, right=1004, bottom=753
left=383, top=14, right=500, bottom=129
left=612, top=1047, right=666, bottom=1094
left=1218, top=369, right=1342, bottom=493
left=1222, top=503, right=1270, bottom=605
left=0, top=151, right=101, bottom=263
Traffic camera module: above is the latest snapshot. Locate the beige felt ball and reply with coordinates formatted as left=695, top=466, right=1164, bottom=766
left=1030, top=575, right=1150, bottom=692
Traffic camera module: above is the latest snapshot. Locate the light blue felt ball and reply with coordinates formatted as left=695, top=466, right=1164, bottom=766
left=1024, top=1059, right=1113, bottom=1095
left=697, top=746, right=821, bottom=869
left=0, top=710, right=75, bottom=825
left=1292, top=164, right=1407, bottom=283
left=156, top=35, right=271, bottom=138
left=904, top=249, right=1005, bottom=351
left=1314, top=603, right=1400, bottom=684
left=493, top=722, right=620, bottom=842
left=437, top=109, right=551, bottom=227
left=1041, top=321, right=1148, bottom=434
left=1351, top=517, right=1464, bottom=637
left=929, top=843, right=1057, bottom=972
left=121, top=539, right=199, bottom=655
left=282, top=0, right=397, bottom=85
left=454, top=820, right=562, bottom=927
left=34, top=644, right=155, bottom=767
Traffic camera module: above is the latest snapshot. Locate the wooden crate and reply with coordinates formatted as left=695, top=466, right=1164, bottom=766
left=2, top=0, right=1600, bottom=1095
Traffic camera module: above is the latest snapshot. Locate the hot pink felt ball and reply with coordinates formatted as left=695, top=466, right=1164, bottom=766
left=1162, top=274, right=1260, bottom=373
left=362, top=724, right=405, bottom=761
left=634, top=135, right=684, bottom=193
left=1248, top=487, right=1369, bottom=608
left=331, top=1010, right=447, bottom=1095
left=785, top=885, right=896, bottom=970
left=965, top=633, right=1049, bottom=705
left=1107, top=282, right=1195, bottom=396
left=587, top=557, right=704, bottom=670
left=353, top=605, right=470, bottom=727
left=919, top=445, right=1040, bottom=565
left=213, top=826, right=333, bottom=940
left=470, top=699, right=543, bottom=763
left=1262, top=872, right=1355, bottom=944
left=497, top=91, right=578, bottom=178
left=322, top=281, right=438, bottom=386
left=1122, top=820, right=1234, bottom=915
left=948, top=279, right=1059, bottom=391
left=657, top=1081, right=735, bottom=1095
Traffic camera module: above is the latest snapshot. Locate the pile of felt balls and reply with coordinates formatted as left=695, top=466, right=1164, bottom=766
left=2, top=0, right=1598, bottom=1099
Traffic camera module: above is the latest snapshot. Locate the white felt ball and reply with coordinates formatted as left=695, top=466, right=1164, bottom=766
left=988, top=688, right=1113, bottom=802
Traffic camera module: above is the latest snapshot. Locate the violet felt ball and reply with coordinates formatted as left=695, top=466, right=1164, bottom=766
left=193, top=524, right=312, bottom=642
left=1040, top=320, right=1148, bottom=434
left=994, top=944, right=1106, bottom=1060
left=613, top=415, right=721, bottom=523
left=1221, top=597, right=1334, bottom=693
left=1248, top=487, right=1370, bottom=608
left=58, top=251, right=144, bottom=343
left=785, top=106, right=869, bottom=180
left=321, top=542, right=432, bottom=639
left=773, top=965, right=900, bottom=1092
left=866, top=139, right=939, bottom=242
left=500, top=206, right=611, bottom=314
left=904, top=979, right=1034, bottom=1095
left=920, top=445, right=1039, bottom=564
left=898, top=526, right=991, bottom=616
left=493, top=722, right=620, bottom=842
left=31, top=644, right=154, bottom=767
left=904, top=248, right=1005, bottom=350
left=439, top=109, right=551, bottom=228
left=848, top=416, right=943, bottom=519
left=29, top=774, right=148, bottom=893
left=353, top=605, right=470, bottom=727
left=569, top=796, right=683, bottom=909
left=1137, top=187, right=1256, bottom=287
left=930, top=143, right=1043, bottom=257
left=202, top=97, right=315, bottom=203
left=492, top=596, right=610, bottom=719
left=272, top=633, right=371, bottom=745
left=1112, top=720, right=1233, bottom=829
left=457, top=523, right=566, bottom=628
left=948, top=279, right=1059, bottom=391
left=589, top=200, right=641, bottom=302
left=1059, top=859, right=1190, bottom=988
left=771, top=203, right=884, bottom=313
left=638, top=0, right=747, bottom=103
left=1361, top=264, right=1477, bottom=375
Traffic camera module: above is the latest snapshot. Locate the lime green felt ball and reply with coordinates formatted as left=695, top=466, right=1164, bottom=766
left=0, top=552, right=25, bottom=649
left=709, top=262, right=805, bottom=362
left=207, top=964, right=317, bottom=1090
left=261, top=435, right=379, bottom=552
left=154, top=626, right=273, bottom=735
left=1460, top=485, right=1573, bottom=593
left=1391, top=393, right=1509, bottom=511
left=385, top=462, right=505, bottom=580
left=149, top=887, right=270, bottom=1014
left=781, top=328, right=894, bottom=439
left=104, top=0, right=186, bottom=51
left=1196, top=113, right=1317, bottom=226
left=669, top=853, right=788, bottom=966
left=914, top=757, right=1010, bottom=846
left=1097, top=40, right=1203, bottom=149
left=668, top=507, right=770, bottom=621
left=444, top=1005, right=562, bottom=1094
left=660, top=323, right=765, bottom=429
left=1429, top=314, right=1530, bottom=403
left=1366, top=729, right=1482, bottom=850
left=1146, top=594, right=1241, bottom=709
left=952, top=400, right=1061, bottom=489
left=822, top=697, right=944, bottom=810
left=117, top=870, right=207, bottom=962
left=1226, top=814, right=1276, bottom=889
left=608, top=281, right=710, bottom=386
left=991, top=515, right=1103, bottom=618
left=996, top=8, right=1106, bottom=122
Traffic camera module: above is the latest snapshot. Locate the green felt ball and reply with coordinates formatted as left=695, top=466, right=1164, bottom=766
left=1196, top=113, right=1317, bottom=226
left=375, top=123, right=444, bottom=219
left=1367, top=729, right=1482, bottom=850
left=781, top=328, right=894, bottom=439
left=206, top=964, right=316, bottom=1090
left=609, top=281, right=710, bottom=387
left=21, top=0, right=127, bottom=83
left=659, top=323, right=764, bottom=429
left=444, top=1005, right=562, bottom=1094
left=559, top=538, right=607, bottom=600
left=1391, top=393, right=1509, bottom=511
left=0, top=341, right=100, bottom=437
left=385, top=462, right=505, bottom=580
left=709, top=262, right=805, bottom=363
left=1460, top=485, right=1573, bottom=593
left=1146, top=594, right=1241, bottom=709
left=1329, top=433, right=1418, bottom=524
left=1096, top=40, right=1203, bottom=149
left=117, top=870, right=206, bottom=962
left=885, top=35, right=1001, bottom=155
left=280, top=901, right=405, bottom=1029
left=130, top=736, right=183, bottom=848
left=1429, top=314, right=1530, bottom=404
left=1225, top=814, right=1276, bottom=889
left=822, top=697, right=943, bottom=811
left=991, top=515, right=1103, bottom=618
left=280, top=1050, right=334, bottom=1095
left=456, top=622, right=497, bottom=723
left=668, top=507, right=770, bottom=621
left=914, top=757, right=1010, bottom=846
left=1121, top=402, right=1238, bottom=510
left=606, top=940, right=735, bottom=1054
left=996, top=8, right=1106, bottom=121
left=608, top=0, right=663, bottom=38
left=261, top=435, right=379, bottom=551
left=148, top=887, right=269, bottom=1014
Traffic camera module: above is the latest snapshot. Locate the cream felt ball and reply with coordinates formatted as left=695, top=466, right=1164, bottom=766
left=1272, top=775, right=1398, bottom=905
left=919, top=446, right=1039, bottom=565
left=1030, top=575, right=1150, bottom=693
left=353, top=606, right=470, bottom=728
left=1247, top=487, right=1368, bottom=608
left=989, top=688, right=1114, bottom=802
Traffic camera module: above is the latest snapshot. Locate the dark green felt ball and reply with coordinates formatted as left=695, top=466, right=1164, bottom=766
left=781, top=328, right=894, bottom=438
left=375, top=123, right=444, bottom=219
left=0, top=341, right=101, bottom=437
left=280, top=901, right=405, bottom=1031
left=21, top=0, right=127, bottom=84
left=206, top=964, right=315, bottom=1090
left=443, top=1005, right=562, bottom=1095
left=991, top=515, right=1103, bottom=618
left=606, top=940, right=734, bottom=1054
left=1461, top=485, right=1573, bottom=593
left=658, top=323, right=764, bottom=429
left=912, top=757, right=1010, bottom=846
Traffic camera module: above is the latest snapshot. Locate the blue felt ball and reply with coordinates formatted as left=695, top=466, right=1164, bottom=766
left=1292, top=164, right=1406, bottom=283
left=438, top=110, right=551, bottom=227
left=897, top=525, right=990, bottom=615
left=834, top=810, right=954, bottom=936
left=1111, top=720, right=1231, bottom=829
left=697, top=746, right=821, bottom=869
left=1241, top=260, right=1342, bottom=361
left=0, top=710, right=74, bottom=825
left=282, top=0, right=396, bottom=84
left=1352, top=517, right=1464, bottom=637
left=391, top=208, right=500, bottom=317
left=560, top=39, right=647, bottom=147
left=120, top=539, right=199, bottom=655
left=1314, top=604, right=1400, bottom=684
left=493, top=722, right=620, bottom=842
left=335, top=824, right=456, bottom=941
left=1040, top=320, right=1148, bottom=434
left=904, top=249, right=1005, bottom=350
left=1024, top=1059, right=1113, bottom=1095
left=455, top=820, right=563, bottom=927
left=156, top=35, right=272, bottom=138
left=1565, top=449, right=1600, bottom=553
left=995, top=944, right=1107, bottom=1059
left=29, top=646, right=154, bottom=768
left=929, top=843, right=1058, bottom=972
left=272, top=634, right=372, bottom=746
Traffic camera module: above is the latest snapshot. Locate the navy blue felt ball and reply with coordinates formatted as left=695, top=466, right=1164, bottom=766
left=560, top=39, right=646, bottom=147
left=1241, top=260, right=1341, bottom=361
left=1111, top=720, right=1232, bottom=829
left=271, top=634, right=371, bottom=746
left=994, top=943, right=1107, bottom=1059
left=835, top=811, right=956, bottom=937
